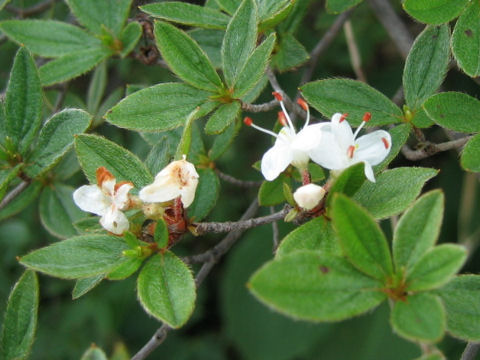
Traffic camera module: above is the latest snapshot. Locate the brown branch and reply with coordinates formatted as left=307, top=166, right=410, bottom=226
left=270, top=206, right=280, bottom=252
left=5, top=0, right=57, bottom=17
left=344, top=20, right=367, bottom=82
left=215, top=169, right=262, bottom=188
left=367, top=0, right=414, bottom=59
left=401, top=137, right=471, bottom=161
left=461, top=343, right=480, bottom=360
left=0, top=181, right=29, bottom=211
left=241, top=99, right=278, bottom=113
left=299, top=9, right=353, bottom=86
left=192, top=206, right=288, bottom=236
left=131, top=200, right=260, bottom=360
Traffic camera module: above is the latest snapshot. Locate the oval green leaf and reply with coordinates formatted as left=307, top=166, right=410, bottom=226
left=188, top=168, right=220, bottom=221
left=205, top=101, right=241, bottom=134
left=403, top=0, right=469, bottom=25
left=461, top=133, right=480, bottom=172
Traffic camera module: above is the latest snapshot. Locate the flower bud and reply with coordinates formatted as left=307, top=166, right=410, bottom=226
left=293, top=183, right=326, bottom=211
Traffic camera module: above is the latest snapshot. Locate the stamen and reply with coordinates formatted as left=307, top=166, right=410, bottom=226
left=244, top=117, right=278, bottom=138
left=347, top=145, right=355, bottom=159
left=363, top=112, right=371, bottom=122
left=382, top=137, right=390, bottom=149
left=277, top=112, right=287, bottom=126
left=272, top=91, right=283, bottom=101
left=297, top=99, right=311, bottom=128
left=96, top=166, right=114, bottom=187
left=339, top=113, right=348, bottom=123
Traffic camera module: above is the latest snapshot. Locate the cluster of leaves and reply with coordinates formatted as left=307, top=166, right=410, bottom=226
left=0, top=0, right=480, bottom=359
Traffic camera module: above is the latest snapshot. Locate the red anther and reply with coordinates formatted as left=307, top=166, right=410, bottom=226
left=114, top=181, right=133, bottom=192
left=96, top=166, right=114, bottom=186
left=340, top=113, right=348, bottom=123
left=382, top=137, right=390, bottom=149
left=244, top=117, right=253, bottom=126
left=297, top=98, right=308, bottom=111
left=347, top=145, right=355, bottom=159
left=277, top=111, right=287, bottom=126
left=272, top=91, right=283, bottom=101
left=363, top=112, right=372, bottom=122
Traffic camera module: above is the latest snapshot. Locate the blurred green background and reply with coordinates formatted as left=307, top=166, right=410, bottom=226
left=1, top=0, right=479, bottom=358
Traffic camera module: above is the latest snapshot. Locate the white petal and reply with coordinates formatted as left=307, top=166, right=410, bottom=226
left=179, top=177, right=199, bottom=208
left=261, top=143, right=293, bottom=181
left=113, top=183, right=133, bottom=210
left=309, top=125, right=349, bottom=170
left=139, top=182, right=181, bottom=203
left=99, top=207, right=129, bottom=235
left=354, top=130, right=392, bottom=166
left=363, top=162, right=376, bottom=182
left=73, top=184, right=110, bottom=216
left=293, top=183, right=326, bottom=210
left=331, top=113, right=354, bottom=149
left=292, top=123, right=325, bottom=152
left=101, top=178, right=115, bottom=196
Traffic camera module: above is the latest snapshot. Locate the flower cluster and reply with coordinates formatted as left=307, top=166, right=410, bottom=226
left=73, top=156, right=199, bottom=235
left=245, top=92, right=392, bottom=211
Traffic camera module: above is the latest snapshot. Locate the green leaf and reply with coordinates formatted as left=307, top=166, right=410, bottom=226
left=189, top=29, right=224, bottom=69
left=54, top=149, right=81, bottom=181
left=5, top=47, right=42, bottom=154
left=326, top=162, right=365, bottom=207
left=326, top=0, right=362, bottom=14
left=214, top=0, right=240, bottom=14
left=403, top=25, right=450, bottom=110
left=271, top=33, right=309, bottom=72
left=39, top=184, right=84, bottom=239
left=437, top=275, right=480, bottom=341
left=188, top=168, right=220, bottom=221
left=154, top=21, right=223, bottom=92
left=353, top=167, right=438, bottom=219
left=137, top=252, right=196, bottom=328
left=25, top=109, right=91, bottom=178
left=80, top=344, right=108, bottom=360
left=332, top=194, right=393, bottom=280
left=0, top=164, right=22, bottom=201
left=412, top=107, right=435, bottom=128
left=65, top=0, right=132, bottom=35
left=0, top=20, right=101, bottom=57
left=0, top=182, right=42, bottom=222
left=87, top=61, right=107, bottom=114
left=154, top=218, right=169, bottom=248
left=39, top=48, right=111, bottom=86
left=205, top=101, right=241, bottom=134
left=452, top=1, right=480, bottom=77
left=0, top=271, right=38, bottom=360
left=393, top=190, right=444, bottom=271
left=423, top=92, right=480, bottom=133
left=249, top=251, right=386, bottom=321
left=145, top=140, right=171, bottom=175
left=73, top=217, right=103, bottom=235
left=258, top=0, right=293, bottom=31
left=141, top=2, right=230, bottom=30
left=301, top=79, right=403, bottom=127
left=391, top=293, right=445, bottom=342
left=72, top=274, right=104, bottom=300
left=118, top=21, right=142, bottom=58
left=233, top=33, right=276, bottom=99
left=175, top=107, right=199, bottom=160
left=0, top=0, right=10, bottom=10
left=75, top=134, right=153, bottom=188
left=276, top=217, right=341, bottom=258
left=461, top=133, right=480, bottom=172
left=374, top=123, right=411, bottom=173
left=222, top=0, right=257, bottom=88
left=403, top=0, right=469, bottom=25
left=106, top=83, right=210, bottom=132
left=107, top=257, right=143, bottom=280
left=209, top=118, right=241, bottom=160
left=20, top=235, right=131, bottom=279
left=258, top=173, right=291, bottom=206
left=407, top=244, right=467, bottom=292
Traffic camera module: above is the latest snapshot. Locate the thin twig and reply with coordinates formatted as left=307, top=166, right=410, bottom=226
left=132, top=200, right=260, bottom=360
left=461, top=342, right=480, bottom=360
left=300, top=10, right=353, bottom=86
left=5, top=0, right=57, bottom=17
left=0, top=181, right=29, bottom=211
left=241, top=99, right=278, bottom=113
left=215, top=169, right=262, bottom=188
left=270, top=206, right=280, bottom=252
left=401, top=137, right=471, bottom=161
left=344, top=20, right=367, bottom=82
left=367, top=0, right=414, bottom=59
left=193, top=206, right=288, bottom=236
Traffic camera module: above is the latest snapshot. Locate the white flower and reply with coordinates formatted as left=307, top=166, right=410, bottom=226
left=245, top=93, right=324, bottom=181
left=309, top=112, right=392, bottom=182
left=73, top=167, right=133, bottom=235
left=139, top=155, right=199, bottom=208
left=293, top=183, right=326, bottom=211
